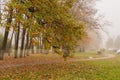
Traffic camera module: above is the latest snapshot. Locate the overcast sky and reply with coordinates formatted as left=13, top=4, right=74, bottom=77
left=96, top=0, right=120, bottom=39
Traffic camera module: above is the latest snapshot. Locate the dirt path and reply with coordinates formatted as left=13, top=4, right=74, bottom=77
left=70, top=54, right=116, bottom=62
left=0, top=54, right=116, bottom=69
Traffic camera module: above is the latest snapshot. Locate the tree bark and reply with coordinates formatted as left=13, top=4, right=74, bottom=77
left=8, top=30, right=14, bottom=56
left=14, top=24, right=20, bottom=58
left=25, top=31, right=29, bottom=56
left=20, top=28, right=26, bottom=58
left=0, top=10, right=12, bottom=60
left=0, top=27, right=10, bottom=60
left=31, top=45, right=35, bottom=54
left=27, top=38, right=32, bottom=55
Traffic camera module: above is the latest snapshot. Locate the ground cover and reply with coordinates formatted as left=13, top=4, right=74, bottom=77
left=0, top=51, right=118, bottom=80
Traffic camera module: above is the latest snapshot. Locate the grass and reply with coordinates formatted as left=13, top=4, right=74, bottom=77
left=72, top=51, right=105, bottom=59
left=0, top=51, right=120, bottom=80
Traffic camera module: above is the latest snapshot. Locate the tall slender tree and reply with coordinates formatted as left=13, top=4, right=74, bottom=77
left=0, top=5, right=13, bottom=60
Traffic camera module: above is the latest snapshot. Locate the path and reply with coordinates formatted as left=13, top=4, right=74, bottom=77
left=70, top=54, right=115, bottom=62
left=0, top=54, right=116, bottom=69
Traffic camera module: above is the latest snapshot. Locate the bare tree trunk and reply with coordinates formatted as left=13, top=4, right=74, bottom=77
left=14, top=24, right=20, bottom=58
left=27, top=38, right=32, bottom=55
left=0, top=27, right=10, bottom=60
left=40, top=33, right=43, bottom=53
left=25, top=31, right=29, bottom=56
left=8, top=30, right=14, bottom=56
left=36, top=38, right=40, bottom=53
left=31, top=45, right=35, bottom=54
left=20, top=28, right=26, bottom=58
left=37, top=45, right=40, bottom=53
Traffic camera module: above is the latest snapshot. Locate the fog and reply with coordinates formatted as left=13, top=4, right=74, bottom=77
left=96, top=0, right=120, bottom=39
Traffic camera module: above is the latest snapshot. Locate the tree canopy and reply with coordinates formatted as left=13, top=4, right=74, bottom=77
left=0, top=0, right=99, bottom=60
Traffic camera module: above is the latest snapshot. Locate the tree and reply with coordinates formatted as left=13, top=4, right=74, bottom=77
left=87, top=30, right=103, bottom=50
left=76, top=30, right=103, bottom=52
left=106, top=37, right=114, bottom=49
left=0, top=4, right=13, bottom=60
left=114, top=36, right=120, bottom=49
left=0, top=32, right=11, bottom=53
left=71, top=0, right=99, bottom=29
left=71, top=0, right=102, bottom=51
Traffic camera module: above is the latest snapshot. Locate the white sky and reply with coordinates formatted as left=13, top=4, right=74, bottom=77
left=96, top=0, right=120, bottom=39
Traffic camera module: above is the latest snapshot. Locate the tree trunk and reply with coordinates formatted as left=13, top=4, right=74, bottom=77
left=36, top=38, right=40, bottom=53
left=25, top=31, right=29, bottom=56
left=14, top=24, right=20, bottom=58
left=27, top=38, right=32, bottom=55
left=0, top=12, right=12, bottom=60
left=40, top=33, right=43, bottom=53
left=8, top=30, right=14, bottom=56
left=20, top=28, right=26, bottom=58
left=31, top=45, right=35, bottom=54
left=0, top=27, right=10, bottom=60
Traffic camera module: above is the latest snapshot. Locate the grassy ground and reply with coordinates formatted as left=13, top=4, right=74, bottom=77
left=0, top=51, right=119, bottom=80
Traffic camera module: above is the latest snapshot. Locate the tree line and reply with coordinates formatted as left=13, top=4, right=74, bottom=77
left=106, top=35, right=120, bottom=50
left=0, top=0, right=100, bottom=60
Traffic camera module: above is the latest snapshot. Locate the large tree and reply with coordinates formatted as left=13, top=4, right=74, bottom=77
left=0, top=0, right=99, bottom=60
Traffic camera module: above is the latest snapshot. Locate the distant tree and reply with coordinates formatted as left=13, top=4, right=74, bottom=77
left=77, top=30, right=103, bottom=51
left=71, top=0, right=103, bottom=51
left=71, top=0, right=99, bottom=29
left=106, top=37, right=114, bottom=49
left=77, top=36, right=91, bottom=52
left=114, top=36, right=120, bottom=49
